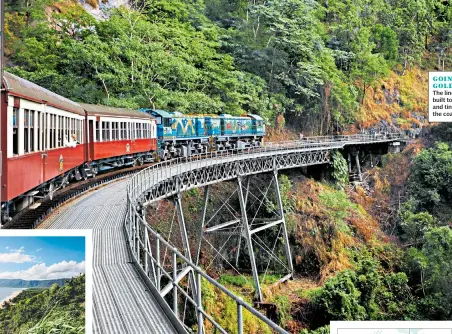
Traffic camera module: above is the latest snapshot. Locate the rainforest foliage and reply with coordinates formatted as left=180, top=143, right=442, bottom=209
left=4, top=0, right=451, bottom=132
left=294, top=128, right=452, bottom=333
left=0, top=275, right=85, bottom=334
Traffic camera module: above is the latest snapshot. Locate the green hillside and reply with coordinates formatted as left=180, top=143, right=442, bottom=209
left=5, top=0, right=451, bottom=133
left=0, top=275, right=85, bottom=334
left=0, top=279, right=68, bottom=288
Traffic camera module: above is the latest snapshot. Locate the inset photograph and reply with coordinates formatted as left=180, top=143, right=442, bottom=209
left=0, top=230, right=92, bottom=334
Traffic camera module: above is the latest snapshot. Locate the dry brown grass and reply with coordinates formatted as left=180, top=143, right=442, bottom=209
left=357, top=68, right=428, bottom=129
left=85, top=0, right=99, bottom=9
left=287, top=179, right=382, bottom=281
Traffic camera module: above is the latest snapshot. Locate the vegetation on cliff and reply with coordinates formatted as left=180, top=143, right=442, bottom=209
left=0, top=275, right=85, bottom=334
left=5, top=0, right=448, bottom=133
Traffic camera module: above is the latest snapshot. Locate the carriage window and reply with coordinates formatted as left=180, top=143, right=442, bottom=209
left=101, top=121, right=106, bottom=141
left=54, top=114, right=57, bottom=149
left=65, top=117, right=69, bottom=141
left=96, top=121, right=100, bottom=141
left=58, top=116, right=63, bottom=147
left=24, top=109, right=29, bottom=153
left=106, top=122, right=111, bottom=141
left=12, top=107, right=18, bottom=155
left=54, top=114, right=57, bottom=148
left=49, top=114, right=53, bottom=149
left=79, top=120, right=82, bottom=143
left=121, top=122, right=126, bottom=139
left=37, top=111, right=41, bottom=151
left=43, top=113, right=47, bottom=150
left=76, top=119, right=80, bottom=143
left=70, top=118, right=75, bottom=141
left=30, top=110, right=35, bottom=152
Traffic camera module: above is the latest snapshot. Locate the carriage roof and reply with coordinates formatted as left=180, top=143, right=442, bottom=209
left=81, top=103, right=155, bottom=120
left=3, top=72, right=86, bottom=116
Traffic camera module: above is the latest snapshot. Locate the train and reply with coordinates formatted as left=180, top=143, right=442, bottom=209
left=1, top=72, right=265, bottom=223
left=148, top=110, right=265, bottom=159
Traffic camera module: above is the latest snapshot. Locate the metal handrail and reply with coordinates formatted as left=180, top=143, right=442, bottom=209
left=125, top=198, right=289, bottom=333
left=127, top=132, right=405, bottom=201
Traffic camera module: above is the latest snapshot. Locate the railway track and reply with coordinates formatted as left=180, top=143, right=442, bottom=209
left=3, top=165, right=151, bottom=229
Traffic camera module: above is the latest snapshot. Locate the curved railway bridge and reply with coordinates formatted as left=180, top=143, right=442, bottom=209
left=44, top=133, right=405, bottom=334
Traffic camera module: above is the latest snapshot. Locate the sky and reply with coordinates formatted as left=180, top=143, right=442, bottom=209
left=0, top=236, right=85, bottom=280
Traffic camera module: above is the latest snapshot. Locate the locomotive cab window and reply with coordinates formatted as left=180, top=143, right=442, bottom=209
left=163, top=118, right=171, bottom=127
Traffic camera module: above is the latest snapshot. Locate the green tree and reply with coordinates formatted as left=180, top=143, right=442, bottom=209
left=407, top=142, right=452, bottom=223
left=331, top=150, right=349, bottom=189
left=316, top=270, right=367, bottom=321
left=399, top=208, right=435, bottom=247
left=405, top=227, right=452, bottom=319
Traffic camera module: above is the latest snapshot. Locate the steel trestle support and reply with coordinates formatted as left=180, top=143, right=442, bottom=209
left=237, top=176, right=263, bottom=302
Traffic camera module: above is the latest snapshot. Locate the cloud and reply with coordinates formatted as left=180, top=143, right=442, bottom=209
left=0, top=261, right=85, bottom=280
left=0, top=251, right=34, bottom=263
left=36, top=248, right=43, bottom=252
left=10, top=247, right=25, bottom=254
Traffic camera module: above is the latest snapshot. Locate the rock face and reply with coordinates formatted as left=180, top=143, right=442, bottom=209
left=80, top=0, right=129, bottom=20
left=0, top=278, right=68, bottom=288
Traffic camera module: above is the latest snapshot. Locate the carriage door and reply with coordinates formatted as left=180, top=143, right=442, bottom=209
left=89, top=120, right=94, bottom=161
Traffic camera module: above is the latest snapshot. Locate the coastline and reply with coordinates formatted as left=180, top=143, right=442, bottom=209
left=0, top=289, right=25, bottom=308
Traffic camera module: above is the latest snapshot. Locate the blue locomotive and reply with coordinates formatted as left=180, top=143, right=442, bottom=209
left=147, top=110, right=265, bottom=159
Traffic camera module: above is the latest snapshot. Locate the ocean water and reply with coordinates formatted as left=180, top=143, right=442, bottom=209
left=0, top=287, right=24, bottom=303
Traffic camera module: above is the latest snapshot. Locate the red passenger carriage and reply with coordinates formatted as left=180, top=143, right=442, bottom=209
left=82, top=103, right=157, bottom=169
left=0, top=73, right=157, bottom=222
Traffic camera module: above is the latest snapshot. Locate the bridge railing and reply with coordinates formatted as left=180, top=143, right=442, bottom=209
left=125, top=192, right=289, bottom=334
left=128, top=132, right=405, bottom=201
left=265, top=132, right=405, bottom=146
left=128, top=138, right=344, bottom=201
